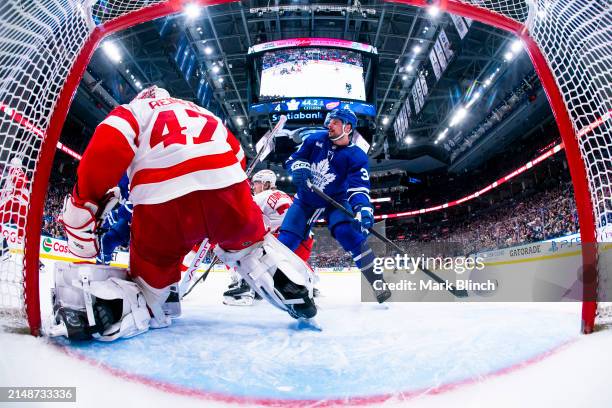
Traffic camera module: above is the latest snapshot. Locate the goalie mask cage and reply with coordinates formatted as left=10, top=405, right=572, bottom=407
left=0, top=0, right=609, bottom=336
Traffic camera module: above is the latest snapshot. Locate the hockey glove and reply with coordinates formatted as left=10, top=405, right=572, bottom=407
left=290, top=160, right=312, bottom=190
left=60, top=187, right=120, bottom=258
left=354, top=205, right=374, bottom=235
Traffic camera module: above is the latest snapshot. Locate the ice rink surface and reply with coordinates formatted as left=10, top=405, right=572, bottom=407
left=2, top=260, right=612, bottom=407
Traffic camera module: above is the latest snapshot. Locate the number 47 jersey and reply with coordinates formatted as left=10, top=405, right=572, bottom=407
left=93, top=88, right=246, bottom=206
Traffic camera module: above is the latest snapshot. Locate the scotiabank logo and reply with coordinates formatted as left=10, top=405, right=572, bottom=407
left=42, top=238, right=53, bottom=253
left=42, top=237, right=69, bottom=254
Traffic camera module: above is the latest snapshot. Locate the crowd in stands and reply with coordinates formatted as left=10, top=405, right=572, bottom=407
left=41, top=180, right=72, bottom=238
left=262, top=48, right=362, bottom=70
left=308, top=181, right=580, bottom=267
left=397, top=181, right=579, bottom=255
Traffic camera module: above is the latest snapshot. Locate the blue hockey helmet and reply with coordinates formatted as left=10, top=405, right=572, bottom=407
left=324, top=107, right=358, bottom=130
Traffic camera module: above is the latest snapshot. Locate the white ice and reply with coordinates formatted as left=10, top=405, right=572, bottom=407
left=2, top=260, right=612, bottom=408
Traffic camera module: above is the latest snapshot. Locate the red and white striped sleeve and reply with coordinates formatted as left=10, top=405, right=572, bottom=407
left=98, top=105, right=140, bottom=150
left=271, top=192, right=293, bottom=216
left=76, top=106, right=138, bottom=203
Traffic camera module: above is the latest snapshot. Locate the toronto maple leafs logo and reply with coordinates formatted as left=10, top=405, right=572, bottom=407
left=310, top=159, right=336, bottom=190
left=286, top=99, right=300, bottom=111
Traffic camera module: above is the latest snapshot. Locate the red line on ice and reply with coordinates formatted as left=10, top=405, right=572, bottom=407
left=50, top=337, right=578, bottom=407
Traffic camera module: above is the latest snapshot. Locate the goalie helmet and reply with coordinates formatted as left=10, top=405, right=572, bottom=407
left=252, top=169, right=276, bottom=188
left=133, top=85, right=170, bottom=101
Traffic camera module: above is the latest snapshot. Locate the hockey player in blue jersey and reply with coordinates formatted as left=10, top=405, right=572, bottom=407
left=278, top=107, right=391, bottom=303
left=96, top=174, right=132, bottom=265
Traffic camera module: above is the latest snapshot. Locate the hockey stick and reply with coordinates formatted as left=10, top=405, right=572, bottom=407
left=177, top=238, right=210, bottom=297
left=181, top=251, right=219, bottom=298
left=305, top=180, right=468, bottom=298
left=181, top=115, right=288, bottom=298
left=245, top=115, right=288, bottom=176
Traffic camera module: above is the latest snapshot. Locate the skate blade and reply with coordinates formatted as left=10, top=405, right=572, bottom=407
left=294, top=317, right=322, bottom=332
left=223, top=296, right=254, bottom=306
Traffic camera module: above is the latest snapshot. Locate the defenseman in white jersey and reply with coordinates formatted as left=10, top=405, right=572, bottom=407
left=224, top=170, right=315, bottom=305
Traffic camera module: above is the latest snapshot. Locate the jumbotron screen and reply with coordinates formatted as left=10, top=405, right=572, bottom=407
left=259, top=48, right=366, bottom=101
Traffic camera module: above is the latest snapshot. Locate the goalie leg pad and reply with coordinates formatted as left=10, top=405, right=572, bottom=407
left=133, top=277, right=172, bottom=328
left=49, top=262, right=152, bottom=341
left=214, top=233, right=317, bottom=319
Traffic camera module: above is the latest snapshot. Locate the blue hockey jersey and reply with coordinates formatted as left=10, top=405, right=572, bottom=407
left=101, top=173, right=133, bottom=230
left=286, top=130, right=371, bottom=210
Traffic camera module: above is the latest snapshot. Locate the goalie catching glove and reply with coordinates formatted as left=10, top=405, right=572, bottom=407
left=60, top=187, right=120, bottom=258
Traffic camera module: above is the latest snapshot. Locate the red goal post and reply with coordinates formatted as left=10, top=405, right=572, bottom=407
left=0, top=0, right=609, bottom=335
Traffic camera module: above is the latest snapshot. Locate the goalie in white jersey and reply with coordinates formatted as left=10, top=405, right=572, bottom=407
left=54, top=86, right=317, bottom=341
left=224, top=169, right=315, bottom=306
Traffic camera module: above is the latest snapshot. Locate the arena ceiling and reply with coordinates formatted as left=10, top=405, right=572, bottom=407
left=68, top=0, right=554, bottom=174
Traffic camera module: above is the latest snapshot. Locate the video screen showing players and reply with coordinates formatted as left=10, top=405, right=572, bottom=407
left=259, top=48, right=366, bottom=101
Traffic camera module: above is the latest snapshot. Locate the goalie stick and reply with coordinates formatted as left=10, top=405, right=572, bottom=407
left=305, top=180, right=469, bottom=299
left=180, top=115, right=288, bottom=299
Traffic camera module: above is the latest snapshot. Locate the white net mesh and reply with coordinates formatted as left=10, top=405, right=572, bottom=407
left=459, top=0, right=531, bottom=23
left=524, top=1, right=612, bottom=326
left=0, top=0, right=610, bottom=333
left=0, top=0, right=93, bottom=329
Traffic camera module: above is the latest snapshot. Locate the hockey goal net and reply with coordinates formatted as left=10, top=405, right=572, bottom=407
left=0, top=0, right=610, bottom=335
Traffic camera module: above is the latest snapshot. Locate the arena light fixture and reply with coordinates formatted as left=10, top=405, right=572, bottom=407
left=102, top=41, right=121, bottom=63
left=236, top=117, right=244, bottom=126
left=218, top=77, right=224, bottom=83
left=466, top=91, right=481, bottom=108
left=427, top=6, right=440, bottom=17
left=382, top=117, right=390, bottom=125
left=450, top=107, right=467, bottom=127
left=437, top=128, right=449, bottom=140
left=504, top=51, right=515, bottom=61
left=406, top=65, right=414, bottom=72
left=212, top=65, right=220, bottom=74
left=413, top=45, right=422, bottom=55
left=402, top=74, right=408, bottom=81
left=511, top=39, right=523, bottom=53
left=184, top=3, right=201, bottom=19
left=204, top=46, right=213, bottom=55
left=404, top=135, right=413, bottom=144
